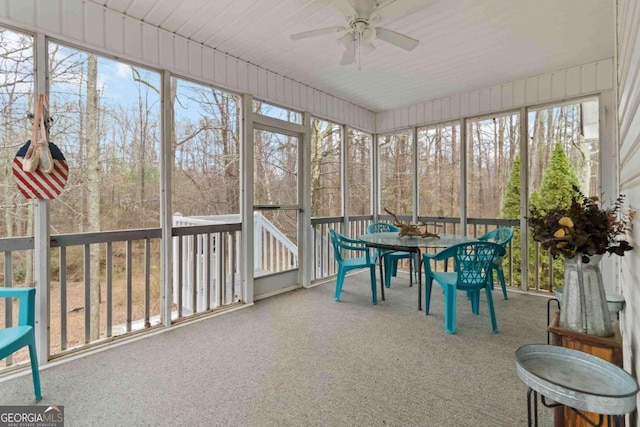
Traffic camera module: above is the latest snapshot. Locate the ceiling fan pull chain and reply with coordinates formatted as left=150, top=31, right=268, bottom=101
left=358, top=33, right=362, bottom=71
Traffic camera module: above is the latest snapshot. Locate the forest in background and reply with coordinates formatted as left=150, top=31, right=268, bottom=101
left=2, top=27, right=600, bottom=291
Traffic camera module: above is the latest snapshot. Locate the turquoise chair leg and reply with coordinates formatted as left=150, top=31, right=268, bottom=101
left=497, top=268, right=508, bottom=300
left=424, top=276, right=433, bottom=314
left=335, top=267, right=346, bottom=301
left=444, top=284, right=457, bottom=334
left=391, top=259, right=398, bottom=277
left=28, top=341, right=42, bottom=401
left=470, top=290, right=480, bottom=314
left=369, top=266, right=378, bottom=305
left=485, top=286, right=498, bottom=333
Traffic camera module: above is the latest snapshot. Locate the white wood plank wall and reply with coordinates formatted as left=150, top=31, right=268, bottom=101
left=376, top=58, right=614, bottom=133
left=0, top=0, right=376, bottom=133
left=617, top=0, right=640, bottom=422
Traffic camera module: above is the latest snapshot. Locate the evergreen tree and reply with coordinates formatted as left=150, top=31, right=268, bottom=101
left=499, top=156, right=522, bottom=285
left=530, top=143, right=581, bottom=290
left=501, top=155, right=521, bottom=219
left=531, top=143, right=580, bottom=213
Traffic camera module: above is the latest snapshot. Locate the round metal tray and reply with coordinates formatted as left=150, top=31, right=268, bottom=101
left=516, top=344, right=638, bottom=415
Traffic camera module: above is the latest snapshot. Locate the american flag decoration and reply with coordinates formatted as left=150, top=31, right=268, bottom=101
left=13, top=141, right=69, bottom=199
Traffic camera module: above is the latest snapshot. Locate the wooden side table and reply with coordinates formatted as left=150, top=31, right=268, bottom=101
left=547, top=310, right=624, bottom=427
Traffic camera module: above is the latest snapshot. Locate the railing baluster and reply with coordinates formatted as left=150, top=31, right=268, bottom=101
left=177, top=236, right=183, bottom=318
left=83, top=243, right=90, bottom=344
left=215, top=233, right=221, bottom=306
left=144, top=237, right=150, bottom=327
left=106, top=242, right=113, bottom=338
left=59, top=247, right=67, bottom=351
left=232, top=231, right=238, bottom=301
left=534, top=243, right=540, bottom=291
left=191, top=234, right=197, bottom=313
left=126, top=240, right=132, bottom=332
left=205, top=233, right=211, bottom=311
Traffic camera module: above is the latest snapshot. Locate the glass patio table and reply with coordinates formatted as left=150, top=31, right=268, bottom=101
left=358, top=231, right=474, bottom=310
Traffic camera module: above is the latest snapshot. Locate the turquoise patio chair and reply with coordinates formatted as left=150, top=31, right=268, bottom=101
left=366, top=222, right=417, bottom=288
left=329, top=229, right=377, bottom=305
left=423, top=241, right=504, bottom=334
left=477, top=227, right=514, bottom=300
left=0, top=287, right=42, bottom=400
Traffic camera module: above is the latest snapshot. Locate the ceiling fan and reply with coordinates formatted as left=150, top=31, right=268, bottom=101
left=289, top=0, right=420, bottom=66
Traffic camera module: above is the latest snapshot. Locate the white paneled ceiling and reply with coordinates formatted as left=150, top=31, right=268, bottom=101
left=94, top=0, right=614, bottom=112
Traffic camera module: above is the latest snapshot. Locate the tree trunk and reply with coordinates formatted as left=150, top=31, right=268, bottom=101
left=86, top=54, right=101, bottom=341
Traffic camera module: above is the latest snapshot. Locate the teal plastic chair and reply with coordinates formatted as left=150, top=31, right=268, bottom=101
left=0, top=287, right=42, bottom=400
left=477, top=227, right=514, bottom=300
left=366, top=222, right=417, bottom=288
left=329, top=229, right=377, bottom=305
left=423, top=241, right=504, bottom=334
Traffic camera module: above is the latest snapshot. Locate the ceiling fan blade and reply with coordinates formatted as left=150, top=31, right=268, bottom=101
left=334, top=0, right=357, bottom=17
left=348, top=0, right=376, bottom=18
left=370, top=0, right=431, bottom=25
left=290, top=26, right=346, bottom=41
left=375, top=27, right=419, bottom=51
left=340, top=39, right=356, bottom=65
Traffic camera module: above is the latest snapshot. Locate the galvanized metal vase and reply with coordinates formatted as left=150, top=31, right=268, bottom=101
left=560, top=254, right=613, bottom=337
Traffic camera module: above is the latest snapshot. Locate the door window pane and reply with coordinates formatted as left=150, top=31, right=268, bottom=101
left=253, top=129, right=298, bottom=206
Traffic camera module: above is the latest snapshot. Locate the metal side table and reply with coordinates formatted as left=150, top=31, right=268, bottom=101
left=516, top=344, right=638, bottom=427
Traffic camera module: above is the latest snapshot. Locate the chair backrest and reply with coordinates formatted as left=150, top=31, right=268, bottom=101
left=328, top=229, right=344, bottom=263
left=449, top=242, right=505, bottom=291
left=366, top=222, right=399, bottom=233
left=477, top=227, right=514, bottom=247
left=329, top=229, right=369, bottom=263
left=0, top=287, right=36, bottom=328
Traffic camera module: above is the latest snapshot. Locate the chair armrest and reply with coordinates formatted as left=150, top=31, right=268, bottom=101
left=0, top=287, right=36, bottom=327
left=339, top=235, right=365, bottom=245
left=423, top=246, right=456, bottom=262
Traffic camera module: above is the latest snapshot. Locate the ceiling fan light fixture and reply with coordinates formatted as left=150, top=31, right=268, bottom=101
left=361, top=27, right=376, bottom=44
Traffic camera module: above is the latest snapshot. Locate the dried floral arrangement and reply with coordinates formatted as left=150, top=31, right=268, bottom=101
left=528, top=187, right=634, bottom=262
left=384, top=207, right=440, bottom=238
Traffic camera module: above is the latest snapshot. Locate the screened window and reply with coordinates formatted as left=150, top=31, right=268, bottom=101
left=417, top=123, right=460, bottom=218
left=48, top=42, right=161, bottom=232
left=310, top=118, right=341, bottom=217
left=172, top=77, right=241, bottom=216
left=0, top=27, right=33, bottom=238
left=346, top=129, right=372, bottom=216
left=253, top=100, right=302, bottom=124
left=466, top=112, right=520, bottom=220
left=527, top=97, right=600, bottom=290
left=379, top=131, right=413, bottom=216
left=528, top=97, right=600, bottom=202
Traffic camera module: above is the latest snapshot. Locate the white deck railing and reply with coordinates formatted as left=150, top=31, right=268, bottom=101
left=1, top=215, right=523, bottom=372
